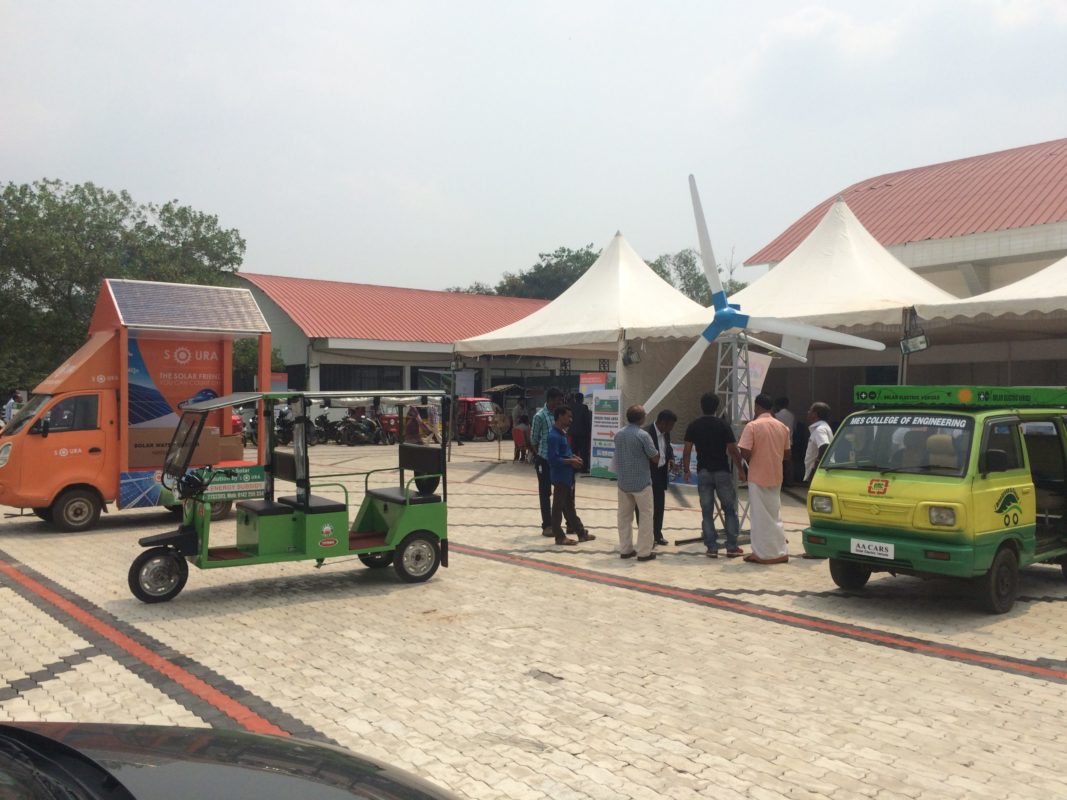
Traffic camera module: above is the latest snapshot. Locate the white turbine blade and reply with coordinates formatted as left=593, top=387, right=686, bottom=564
left=644, top=337, right=713, bottom=413
left=741, top=333, right=808, bottom=364
left=780, top=334, right=810, bottom=359
left=689, top=175, right=727, bottom=308
left=746, top=316, right=885, bottom=351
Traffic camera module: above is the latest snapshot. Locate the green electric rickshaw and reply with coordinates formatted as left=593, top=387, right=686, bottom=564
left=128, top=391, right=448, bottom=603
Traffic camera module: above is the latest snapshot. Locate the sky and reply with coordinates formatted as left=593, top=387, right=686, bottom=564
left=2, top=1, right=1066, bottom=290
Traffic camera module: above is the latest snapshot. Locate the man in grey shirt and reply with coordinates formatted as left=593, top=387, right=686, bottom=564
left=613, top=404, right=660, bottom=561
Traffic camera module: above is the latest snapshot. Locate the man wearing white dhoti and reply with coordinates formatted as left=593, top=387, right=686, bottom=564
left=738, top=394, right=791, bottom=564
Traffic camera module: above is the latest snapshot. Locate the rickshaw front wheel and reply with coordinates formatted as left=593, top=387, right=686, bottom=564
left=485, top=428, right=497, bottom=442
left=393, top=532, right=441, bottom=583
left=129, top=547, right=188, bottom=603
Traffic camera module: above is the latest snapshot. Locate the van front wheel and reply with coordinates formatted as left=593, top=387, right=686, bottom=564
left=51, top=489, right=102, bottom=532
left=829, top=558, right=871, bottom=590
left=975, top=547, right=1019, bottom=614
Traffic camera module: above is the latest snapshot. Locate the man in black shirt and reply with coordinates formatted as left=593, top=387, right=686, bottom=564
left=682, top=392, right=747, bottom=558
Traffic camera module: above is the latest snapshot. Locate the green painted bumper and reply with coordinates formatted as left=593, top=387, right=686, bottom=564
left=802, top=526, right=990, bottom=579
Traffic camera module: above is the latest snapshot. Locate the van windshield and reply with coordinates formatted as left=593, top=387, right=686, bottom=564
left=1, top=395, right=51, bottom=437
left=823, top=412, right=975, bottom=477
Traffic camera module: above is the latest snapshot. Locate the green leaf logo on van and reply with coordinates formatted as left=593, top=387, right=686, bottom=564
left=995, top=488, right=1022, bottom=527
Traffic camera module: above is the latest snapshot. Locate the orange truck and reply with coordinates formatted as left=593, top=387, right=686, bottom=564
left=0, top=279, right=272, bottom=531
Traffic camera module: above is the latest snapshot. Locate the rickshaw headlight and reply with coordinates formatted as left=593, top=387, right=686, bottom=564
left=0, top=443, right=11, bottom=468
left=929, top=506, right=956, bottom=526
left=810, top=495, right=833, bottom=514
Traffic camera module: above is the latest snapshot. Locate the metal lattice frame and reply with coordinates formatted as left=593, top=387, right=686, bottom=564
left=714, top=333, right=751, bottom=529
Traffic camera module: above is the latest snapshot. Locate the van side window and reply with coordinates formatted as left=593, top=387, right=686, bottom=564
left=43, top=395, right=99, bottom=433
left=1022, top=421, right=1067, bottom=483
left=982, top=420, right=1023, bottom=471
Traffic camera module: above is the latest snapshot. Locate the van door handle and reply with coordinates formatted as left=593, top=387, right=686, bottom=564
left=89, top=447, right=102, bottom=454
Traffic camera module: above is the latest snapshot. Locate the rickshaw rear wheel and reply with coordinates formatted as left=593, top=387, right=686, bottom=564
left=393, top=531, right=441, bottom=583
left=129, top=547, right=188, bottom=603
left=359, top=552, right=394, bottom=569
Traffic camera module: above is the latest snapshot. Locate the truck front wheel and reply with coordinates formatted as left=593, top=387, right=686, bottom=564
left=828, top=558, right=872, bottom=591
left=975, top=547, right=1019, bottom=614
left=51, top=489, right=102, bottom=532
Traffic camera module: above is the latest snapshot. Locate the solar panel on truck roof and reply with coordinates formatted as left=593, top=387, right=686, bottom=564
left=106, top=279, right=270, bottom=333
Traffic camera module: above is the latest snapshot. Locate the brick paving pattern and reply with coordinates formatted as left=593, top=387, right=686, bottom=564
left=2, top=442, right=1067, bottom=799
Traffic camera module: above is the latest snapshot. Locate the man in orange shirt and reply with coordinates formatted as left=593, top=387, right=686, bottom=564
left=738, top=394, right=791, bottom=564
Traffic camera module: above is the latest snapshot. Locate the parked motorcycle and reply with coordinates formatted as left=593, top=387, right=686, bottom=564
left=242, top=412, right=258, bottom=447
left=313, top=411, right=343, bottom=444
left=340, top=414, right=384, bottom=446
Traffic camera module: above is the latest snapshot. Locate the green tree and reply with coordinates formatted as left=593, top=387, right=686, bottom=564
left=232, top=339, right=285, bottom=391
left=446, top=281, right=496, bottom=295
left=648, top=247, right=748, bottom=305
left=0, top=179, right=246, bottom=389
left=494, top=244, right=600, bottom=299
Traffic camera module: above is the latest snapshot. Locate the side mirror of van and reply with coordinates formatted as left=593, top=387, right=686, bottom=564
left=982, top=449, right=1009, bottom=475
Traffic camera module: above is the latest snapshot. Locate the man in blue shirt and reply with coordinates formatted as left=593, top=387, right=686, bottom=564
left=613, top=405, right=660, bottom=561
left=531, top=387, right=564, bottom=537
left=547, top=406, right=596, bottom=546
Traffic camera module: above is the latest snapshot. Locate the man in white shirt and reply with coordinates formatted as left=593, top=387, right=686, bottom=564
left=804, top=402, right=834, bottom=483
left=774, top=397, right=797, bottom=485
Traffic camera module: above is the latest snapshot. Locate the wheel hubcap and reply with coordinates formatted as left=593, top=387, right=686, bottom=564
left=402, top=540, right=435, bottom=577
left=140, top=556, right=180, bottom=596
left=65, top=500, right=90, bottom=524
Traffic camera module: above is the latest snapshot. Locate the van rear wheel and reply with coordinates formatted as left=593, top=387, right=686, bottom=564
left=51, top=489, right=102, bottom=532
left=828, top=558, right=871, bottom=590
left=975, top=547, right=1019, bottom=614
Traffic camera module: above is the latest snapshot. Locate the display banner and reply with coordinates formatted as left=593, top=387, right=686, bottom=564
left=590, top=389, right=621, bottom=478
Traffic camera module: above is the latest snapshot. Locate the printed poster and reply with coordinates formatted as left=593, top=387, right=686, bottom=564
left=590, top=389, right=620, bottom=478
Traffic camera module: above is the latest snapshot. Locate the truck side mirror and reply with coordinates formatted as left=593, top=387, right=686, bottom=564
left=982, top=449, right=1009, bottom=474
left=39, top=417, right=49, bottom=438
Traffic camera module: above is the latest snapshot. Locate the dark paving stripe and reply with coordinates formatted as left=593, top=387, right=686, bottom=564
left=0, top=646, right=102, bottom=702
left=450, top=542, right=1067, bottom=685
left=0, top=549, right=335, bottom=744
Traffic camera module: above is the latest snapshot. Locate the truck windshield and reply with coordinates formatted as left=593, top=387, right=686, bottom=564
left=823, top=412, right=975, bottom=477
left=1, top=395, right=51, bottom=437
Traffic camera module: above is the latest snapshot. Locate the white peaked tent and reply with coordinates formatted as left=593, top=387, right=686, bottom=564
left=631, top=198, right=957, bottom=341
left=917, top=252, right=1067, bottom=320
left=454, top=232, right=706, bottom=358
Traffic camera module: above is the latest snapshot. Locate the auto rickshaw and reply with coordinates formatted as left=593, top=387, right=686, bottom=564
left=128, top=390, right=448, bottom=603
left=455, top=396, right=501, bottom=441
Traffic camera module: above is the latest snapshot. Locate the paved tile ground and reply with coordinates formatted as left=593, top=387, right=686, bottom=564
left=3, top=441, right=1067, bottom=799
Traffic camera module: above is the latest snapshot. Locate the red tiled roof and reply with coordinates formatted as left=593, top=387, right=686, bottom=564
left=239, top=273, right=547, bottom=343
left=747, top=138, right=1067, bottom=265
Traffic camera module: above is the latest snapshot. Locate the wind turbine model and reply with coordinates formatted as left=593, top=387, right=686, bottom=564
left=643, top=176, right=887, bottom=413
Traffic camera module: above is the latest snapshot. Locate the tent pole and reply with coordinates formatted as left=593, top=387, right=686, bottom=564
left=898, top=307, right=908, bottom=385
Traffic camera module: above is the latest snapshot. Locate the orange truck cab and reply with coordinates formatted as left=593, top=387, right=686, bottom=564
left=0, top=279, right=272, bottom=531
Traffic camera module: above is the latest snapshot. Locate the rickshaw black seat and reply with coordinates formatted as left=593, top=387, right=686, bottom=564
left=278, top=495, right=347, bottom=514
left=367, top=487, right=441, bottom=506
left=237, top=499, right=294, bottom=517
